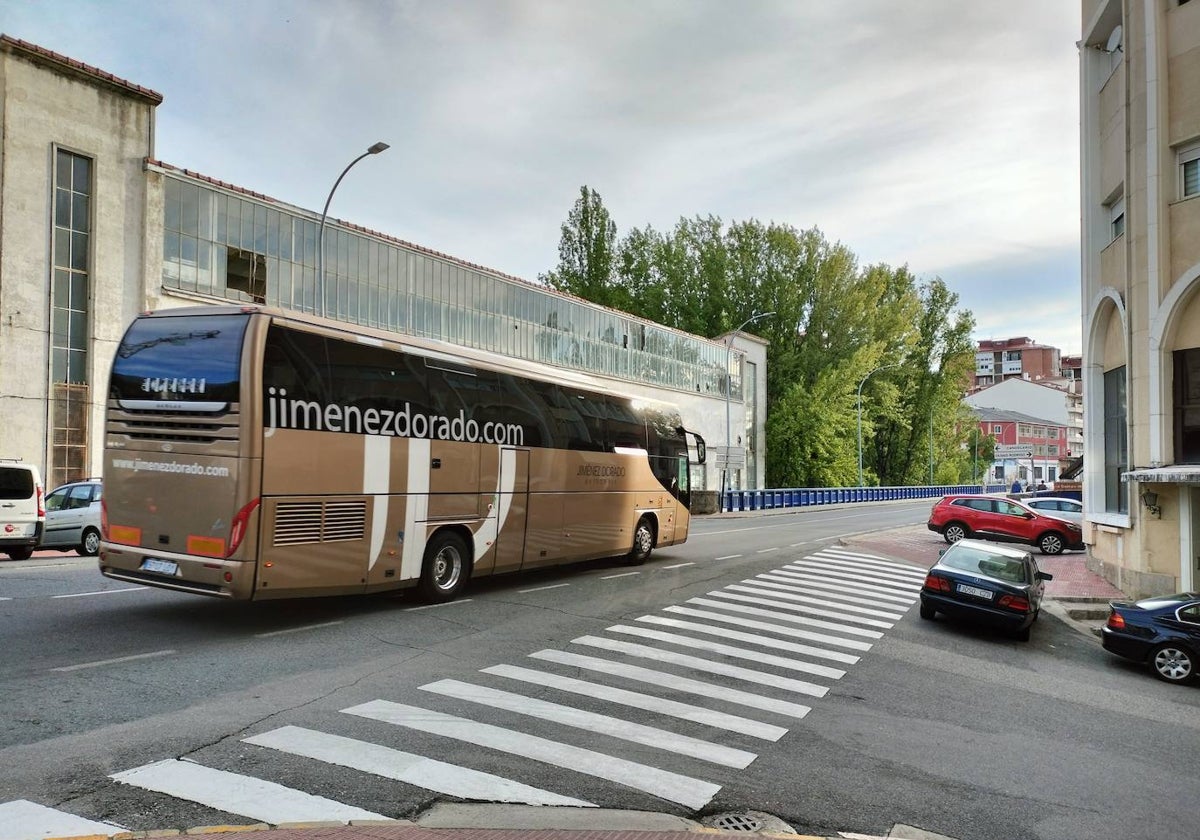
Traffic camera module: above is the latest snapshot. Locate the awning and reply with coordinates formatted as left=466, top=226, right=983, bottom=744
left=1122, top=465, right=1200, bottom=484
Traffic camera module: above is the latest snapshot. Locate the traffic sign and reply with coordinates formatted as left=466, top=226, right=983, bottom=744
left=995, top=444, right=1033, bottom=459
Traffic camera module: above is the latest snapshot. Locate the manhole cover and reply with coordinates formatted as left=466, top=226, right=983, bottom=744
left=710, top=813, right=764, bottom=832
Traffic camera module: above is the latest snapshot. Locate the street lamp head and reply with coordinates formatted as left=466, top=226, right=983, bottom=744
left=367, top=142, right=390, bottom=155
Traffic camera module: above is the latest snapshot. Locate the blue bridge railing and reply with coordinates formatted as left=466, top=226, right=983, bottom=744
left=720, top=484, right=1008, bottom=513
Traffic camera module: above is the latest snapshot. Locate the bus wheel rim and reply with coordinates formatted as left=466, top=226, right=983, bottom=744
left=435, top=547, right=461, bottom=590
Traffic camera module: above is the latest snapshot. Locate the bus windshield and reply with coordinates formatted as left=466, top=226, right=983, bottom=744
left=109, top=314, right=249, bottom=411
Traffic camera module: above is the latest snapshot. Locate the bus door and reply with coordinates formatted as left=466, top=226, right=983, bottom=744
left=490, top=448, right=529, bottom=575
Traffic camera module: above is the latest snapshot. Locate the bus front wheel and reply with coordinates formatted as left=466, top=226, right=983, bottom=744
left=625, top=516, right=655, bottom=566
left=418, top=531, right=471, bottom=603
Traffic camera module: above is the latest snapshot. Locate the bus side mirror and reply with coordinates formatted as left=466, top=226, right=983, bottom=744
left=694, top=435, right=707, bottom=465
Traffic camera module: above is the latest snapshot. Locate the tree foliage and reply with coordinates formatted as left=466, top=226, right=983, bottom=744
left=542, top=185, right=981, bottom=488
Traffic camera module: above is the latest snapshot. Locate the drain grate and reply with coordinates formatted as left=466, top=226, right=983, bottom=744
left=709, top=813, right=764, bottom=832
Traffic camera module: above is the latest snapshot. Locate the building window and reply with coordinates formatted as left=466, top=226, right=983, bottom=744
left=1034, top=426, right=1045, bottom=438
left=1049, top=445, right=1059, bottom=456
left=993, top=424, right=1003, bottom=434
left=1180, top=141, right=1200, bottom=199
left=1018, top=424, right=1032, bottom=437
left=1109, top=197, right=1125, bottom=240
left=1104, top=366, right=1129, bottom=513
left=50, top=149, right=92, bottom=487
left=1174, top=348, right=1200, bottom=464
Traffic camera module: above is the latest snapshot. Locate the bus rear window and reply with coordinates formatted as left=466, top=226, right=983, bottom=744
left=110, top=314, right=249, bottom=411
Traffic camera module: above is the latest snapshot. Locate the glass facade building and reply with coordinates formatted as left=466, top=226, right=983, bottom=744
left=160, top=173, right=744, bottom=402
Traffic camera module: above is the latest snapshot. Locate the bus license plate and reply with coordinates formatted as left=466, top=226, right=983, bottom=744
left=140, top=558, right=179, bottom=576
left=957, top=584, right=993, bottom=600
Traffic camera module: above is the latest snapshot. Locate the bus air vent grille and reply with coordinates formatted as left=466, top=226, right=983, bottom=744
left=274, top=500, right=366, bottom=545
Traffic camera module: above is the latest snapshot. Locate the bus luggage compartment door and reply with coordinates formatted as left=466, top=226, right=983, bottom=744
left=490, top=449, right=529, bottom=576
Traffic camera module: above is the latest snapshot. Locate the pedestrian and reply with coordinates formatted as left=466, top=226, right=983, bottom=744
left=1036, top=480, right=1047, bottom=491
left=1011, top=478, right=1022, bottom=494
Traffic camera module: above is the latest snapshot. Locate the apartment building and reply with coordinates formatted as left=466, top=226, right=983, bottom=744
left=1080, top=0, right=1200, bottom=595
left=973, top=337, right=1062, bottom=388
left=973, top=408, right=1071, bottom=486
left=0, top=35, right=768, bottom=495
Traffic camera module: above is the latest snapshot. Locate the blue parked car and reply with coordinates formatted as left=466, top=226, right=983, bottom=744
left=1101, top=593, right=1200, bottom=684
left=919, top=539, right=1054, bottom=642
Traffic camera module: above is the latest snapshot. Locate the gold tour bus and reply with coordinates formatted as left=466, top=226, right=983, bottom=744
left=99, top=305, right=706, bottom=602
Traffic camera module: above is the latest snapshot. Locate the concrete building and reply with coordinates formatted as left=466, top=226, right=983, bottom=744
left=0, top=35, right=768, bottom=498
left=1080, top=0, right=1200, bottom=595
left=971, top=407, right=1071, bottom=486
left=973, top=337, right=1063, bottom=388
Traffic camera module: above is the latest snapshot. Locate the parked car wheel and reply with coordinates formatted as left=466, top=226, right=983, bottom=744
left=942, top=523, right=969, bottom=544
left=1014, top=624, right=1031, bottom=642
left=1037, top=532, right=1065, bottom=555
left=78, top=527, right=101, bottom=557
left=5, top=547, right=34, bottom=561
left=919, top=601, right=936, bottom=620
left=1151, top=643, right=1196, bottom=684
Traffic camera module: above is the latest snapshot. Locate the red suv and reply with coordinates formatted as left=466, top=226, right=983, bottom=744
left=927, top=494, right=1084, bottom=555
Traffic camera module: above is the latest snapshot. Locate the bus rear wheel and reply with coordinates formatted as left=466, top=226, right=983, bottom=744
left=625, top=516, right=655, bottom=566
left=418, top=531, right=471, bottom=603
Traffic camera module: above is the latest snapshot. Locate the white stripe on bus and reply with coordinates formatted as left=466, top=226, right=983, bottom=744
left=341, top=700, right=720, bottom=810
left=364, top=434, right=390, bottom=571
left=244, top=725, right=589, bottom=807
left=400, top=438, right=431, bottom=581
left=420, top=679, right=756, bottom=768
left=481, top=663, right=787, bottom=741
left=110, top=759, right=385, bottom=823
left=529, top=649, right=812, bottom=720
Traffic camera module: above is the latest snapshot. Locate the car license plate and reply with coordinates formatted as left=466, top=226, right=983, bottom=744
left=957, top=584, right=993, bottom=600
left=140, top=558, right=179, bottom=576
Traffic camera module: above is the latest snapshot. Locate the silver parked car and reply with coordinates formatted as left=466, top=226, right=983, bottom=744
left=41, top=479, right=103, bottom=556
left=1023, top=496, right=1082, bottom=525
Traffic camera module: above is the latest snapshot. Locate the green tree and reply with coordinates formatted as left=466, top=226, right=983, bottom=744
left=540, top=186, right=618, bottom=304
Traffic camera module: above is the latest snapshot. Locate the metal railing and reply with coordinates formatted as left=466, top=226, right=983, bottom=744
left=720, top=484, right=1008, bottom=513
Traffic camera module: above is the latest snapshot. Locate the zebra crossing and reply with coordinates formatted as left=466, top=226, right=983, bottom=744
left=1, top=545, right=927, bottom=840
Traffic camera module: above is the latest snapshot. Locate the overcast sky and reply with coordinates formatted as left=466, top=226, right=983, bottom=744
left=8, top=0, right=1083, bottom=354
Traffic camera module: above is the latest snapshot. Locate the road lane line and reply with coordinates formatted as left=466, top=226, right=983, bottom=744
left=785, top=561, right=922, bottom=593
left=519, top=583, right=571, bottom=593
left=773, top=568, right=917, bottom=602
left=51, top=587, right=145, bottom=599
left=723, top=585, right=898, bottom=627
left=110, top=759, right=385, bottom=823
left=756, top=547, right=779, bottom=554
left=704, top=592, right=885, bottom=637
left=245, top=725, right=589, bottom=807
left=0, top=800, right=123, bottom=840
left=636, top=614, right=858, bottom=665
left=742, top=579, right=904, bottom=620
left=607, top=624, right=845, bottom=680
left=51, top=649, right=176, bottom=672
left=715, top=554, right=742, bottom=560
left=405, top=598, right=474, bottom=611
left=661, top=606, right=859, bottom=663
left=685, top=598, right=873, bottom=651
left=661, top=562, right=695, bottom=569
left=420, top=679, right=756, bottom=768
left=755, top=573, right=911, bottom=610
left=342, top=700, right=721, bottom=810
left=806, top=552, right=928, bottom=582
left=821, top=545, right=929, bottom=573
left=600, top=571, right=641, bottom=580
left=571, top=635, right=829, bottom=698
left=481, top=663, right=787, bottom=741
left=530, top=649, right=812, bottom=719
left=256, top=621, right=343, bottom=638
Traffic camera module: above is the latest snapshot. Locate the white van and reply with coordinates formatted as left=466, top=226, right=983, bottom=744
left=0, top=460, right=45, bottom=560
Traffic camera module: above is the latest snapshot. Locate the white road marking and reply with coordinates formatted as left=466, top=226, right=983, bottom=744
left=420, top=679, right=756, bottom=768
left=0, top=800, right=122, bottom=840
left=244, top=725, right=589, bottom=807
left=51, top=587, right=145, bottom=599
left=772, top=569, right=916, bottom=603
left=720, top=586, right=896, bottom=628
left=704, top=592, right=885, bottom=638
left=715, top=554, right=742, bottom=560
left=0, top=597, right=11, bottom=602
left=256, top=621, right=343, bottom=638
left=530, top=649, right=812, bottom=719
left=661, top=606, right=860, bottom=663
left=742, top=579, right=904, bottom=620
left=755, top=574, right=911, bottom=610
left=637, top=614, right=858, bottom=665
left=790, top=560, right=923, bottom=591
left=821, top=546, right=928, bottom=575
left=661, top=562, right=695, bottom=569
left=51, top=649, right=176, bottom=672
left=806, top=552, right=928, bottom=582
left=519, top=583, right=571, bottom=593
left=481, top=663, right=787, bottom=741
left=405, top=598, right=474, bottom=611
left=685, top=598, right=873, bottom=652
left=571, top=635, right=829, bottom=698
left=110, top=759, right=385, bottom=823
left=756, top=547, right=779, bottom=554
left=600, top=571, right=641, bottom=580
left=342, top=700, right=721, bottom=810
left=606, top=624, right=845, bottom=680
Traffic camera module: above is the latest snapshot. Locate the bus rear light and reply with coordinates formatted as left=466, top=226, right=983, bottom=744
left=227, top=497, right=261, bottom=558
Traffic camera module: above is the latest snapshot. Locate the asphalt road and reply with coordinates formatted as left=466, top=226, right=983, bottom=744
left=1, top=501, right=1197, bottom=840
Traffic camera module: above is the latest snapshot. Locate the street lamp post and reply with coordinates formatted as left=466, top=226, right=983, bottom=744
left=724, top=311, right=775, bottom=507
left=316, top=141, right=389, bottom=317
left=856, top=362, right=901, bottom=487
